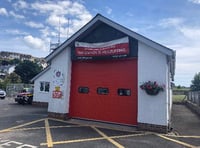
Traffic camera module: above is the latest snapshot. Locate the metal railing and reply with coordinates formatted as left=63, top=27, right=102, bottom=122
left=188, top=91, right=200, bottom=106
left=6, top=83, right=33, bottom=97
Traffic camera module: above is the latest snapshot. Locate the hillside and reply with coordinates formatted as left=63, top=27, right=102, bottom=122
left=0, top=51, right=47, bottom=67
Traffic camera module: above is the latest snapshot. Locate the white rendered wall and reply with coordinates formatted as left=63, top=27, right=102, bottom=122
left=47, top=47, right=71, bottom=114
left=33, top=68, right=51, bottom=103
left=138, top=42, right=169, bottom=126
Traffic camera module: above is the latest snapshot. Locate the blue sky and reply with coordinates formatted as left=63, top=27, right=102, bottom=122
left=0, top=0, right=200, bottom=87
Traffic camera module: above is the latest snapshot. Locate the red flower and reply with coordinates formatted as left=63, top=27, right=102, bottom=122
left=140, top=81, right=165, bottom=94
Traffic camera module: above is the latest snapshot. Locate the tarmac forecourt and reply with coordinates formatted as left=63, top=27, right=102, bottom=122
left=0, top=118, right=199, bottom=148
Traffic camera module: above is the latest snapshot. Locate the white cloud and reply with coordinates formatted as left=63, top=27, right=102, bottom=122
left=159, top=17, right=184, bottom=28
left=126, top=12, right=133, bottom=17
left=31, top=0, right=92, bottom=39
left=5, top=29, right=27, bottom=35
left=1, top=1, right=92, bottom=56
left=40, top=27, right=50, bottom=38
left=157, top=17, right=200, bottom=86
left=0, top=8, right=8, bottom=16
left=188, top=0, right=200, bottom=4
left=46, top=14, right=68, bottom=27
left=25, top=21, right=44, bottom=28
left=23, top=35, right=48, bottom=52
left=9, top=11, right=25, bottom=19
left=105, top=6, right=112, bottom=15
left=31, top=1, right=67, bottom=15
left=13, top=0, right=28, bottom=10
left=179, top=27, right=200, bottom=40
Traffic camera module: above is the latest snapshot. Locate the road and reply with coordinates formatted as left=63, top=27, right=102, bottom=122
left=0, top=98, right=199, bottom=148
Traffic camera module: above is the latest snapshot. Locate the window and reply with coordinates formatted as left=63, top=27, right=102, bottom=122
left=118, top=88, right=131, bottom=96
left=78, top=87, right=89, bottom=94
left=97, top=87, right=109, bottom=95
left=40, top=82, right=50, bottom=92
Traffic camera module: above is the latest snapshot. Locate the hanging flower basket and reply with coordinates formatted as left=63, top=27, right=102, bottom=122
left=145, top=88, right=159, bottom=95
left=140, top=81, right=165, bottom=96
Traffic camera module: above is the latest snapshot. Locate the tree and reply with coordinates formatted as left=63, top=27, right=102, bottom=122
left=0, top=60, right=10, bottom=65
left=190, top=72, right=200, bottom=91
left=5, top=72, right=21, bottom=83
left=14, top=60, right=42, bottom=83
left=10, top=59, right=21, bottom=65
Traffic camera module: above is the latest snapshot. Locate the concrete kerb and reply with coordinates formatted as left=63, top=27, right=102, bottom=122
left=185, top=100, right=200, bottom=117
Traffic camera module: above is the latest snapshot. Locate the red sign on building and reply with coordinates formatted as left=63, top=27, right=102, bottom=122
left=52, top=91, right=62, bottom=99
left=74, top=37, right=129, bottom=60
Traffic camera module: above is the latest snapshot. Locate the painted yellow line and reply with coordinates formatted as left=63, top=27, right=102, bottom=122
left=40, top=132, right=150, bottom=146
left=111, top=133, right=149, bottom=139
left=40, top=137, right=106, bottom=146
left=92, top=126, right=125, bottom=148
left=0, top=123, right=86, bottom=133
left=40, top=134, right=135, bottom=146
left=11, top=127, right=46, bottom=131
left=10, top=125, right=85, bottom=132
left=45, top=119, right=53, bottom=148
left=49, top=118, right=142, bottom=133
left=40, top=134, right=147, bottom=146
left=157, top=134, right=195, bottom=148
left=0, top=118, right=45, bottom=133
left=165, top=135, right=200, bottom=138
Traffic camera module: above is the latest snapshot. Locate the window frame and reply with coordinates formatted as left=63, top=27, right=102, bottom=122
left=40, top=81, right=50, bottom=92
left=78, top=86, right=89, bottom=94
left=97, top=87, right=109, bottom=95
left=117, top=88, right=131, bottom=96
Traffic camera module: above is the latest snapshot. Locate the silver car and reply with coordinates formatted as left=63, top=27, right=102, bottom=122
left=0, top=89, right=6, bottom=99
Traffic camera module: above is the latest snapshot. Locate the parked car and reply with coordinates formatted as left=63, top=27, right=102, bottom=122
left=0, top=89, right=6, bottom=99
left=15, top=87, right=33, bottom=105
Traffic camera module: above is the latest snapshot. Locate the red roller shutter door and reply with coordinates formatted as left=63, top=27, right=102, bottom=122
left=69, top=59, right=138, bottom=125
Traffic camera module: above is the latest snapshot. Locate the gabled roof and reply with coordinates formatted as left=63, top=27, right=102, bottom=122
left=31, top=65, right=50, bottom=82
left=44, top=14, right=175, bottom=79
left=46, top=14, right=175, bottom=61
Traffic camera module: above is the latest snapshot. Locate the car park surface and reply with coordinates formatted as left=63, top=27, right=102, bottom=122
left=0, top=98, right=200, bottom=148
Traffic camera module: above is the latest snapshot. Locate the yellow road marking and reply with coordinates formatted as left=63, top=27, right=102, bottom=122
left=45, top=119, right=53, bottom=148
left=112, top=133, right=149, bottom=139
left=40, top=134, right=144, bottom=146
left=49, top=118, right=141, bottom=133
left=40, top=137, right=105, bottom=145
left=157, top=134, right=195, bottom=148
left=40, top=133, right=149, bottom=146
left=1, top=117, right=199, bottom=148
left=92, top=126, right=124, bottom=148
left=165, top=135, right=200, bottom=138
left=0, top=118, right=45, bottom=133
left=7, top=125, right=86, bottom=132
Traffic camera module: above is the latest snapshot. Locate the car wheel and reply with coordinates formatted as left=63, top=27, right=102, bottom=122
left=28, top=97, right=33, bottom=105
left=18, top=100, right=22, bottom=104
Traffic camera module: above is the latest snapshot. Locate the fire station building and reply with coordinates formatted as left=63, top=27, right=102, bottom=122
left=32, top=14, right=176, bottom=132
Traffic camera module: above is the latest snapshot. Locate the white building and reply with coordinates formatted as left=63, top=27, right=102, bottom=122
left=32, top=14, right=175, bottom=132
left=0, top=65, right=15, bottom=74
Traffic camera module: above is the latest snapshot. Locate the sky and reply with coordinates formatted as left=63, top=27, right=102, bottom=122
left=0, top=0, right=200, bottom=87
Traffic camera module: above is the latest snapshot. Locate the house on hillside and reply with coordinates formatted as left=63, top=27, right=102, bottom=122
left=32, top=14, right=176, bottom=133
left=0, top=65, right=15, bottom=74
